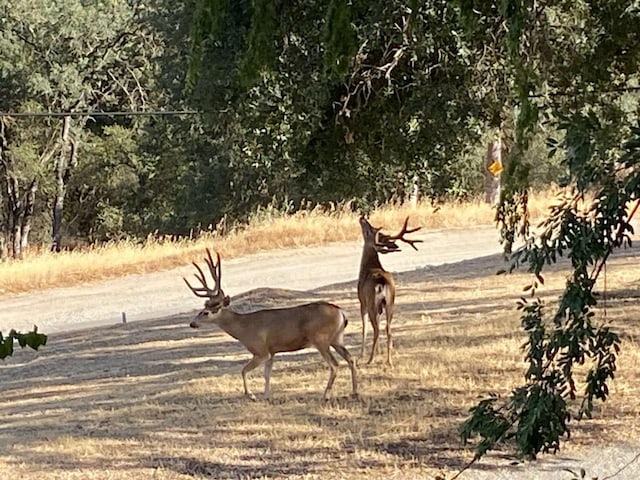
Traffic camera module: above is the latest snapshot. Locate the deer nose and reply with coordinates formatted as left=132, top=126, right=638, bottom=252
left=190, top=321, right=199, bottom=329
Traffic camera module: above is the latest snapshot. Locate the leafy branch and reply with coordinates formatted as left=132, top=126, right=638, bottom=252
left=0, top=327, right=47, bottom=359
left=462, top=122, right=640, bottom=459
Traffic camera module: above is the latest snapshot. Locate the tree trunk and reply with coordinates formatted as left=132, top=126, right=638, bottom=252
left=484, top=137, right=503, bottom=206
left=20, top=178, right=38, bottom=253
left=9, top=175, right=22, bottom=258
left=0, top=117, right=40, bottom=260
left=51, top=116, right=77, bottom=252
left=409, top=174, right=419, bottom=208
left=0, top=120, right=6, bottom=261
left=0, top=234, right=6, bottom=261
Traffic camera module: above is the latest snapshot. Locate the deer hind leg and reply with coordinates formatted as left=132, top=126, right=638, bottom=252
left=332, top=343, right=359, bottom=398
left=366, top=302, right=380, bottom=365
left=384, top=288, right=395, bottom=366
left=241, top=353, right=268, bottom=401
left=360, top=304, right=368, bottom=360
left=385, top=305, right=394, bottom=367
left=317, top=347, right=339, bottom=401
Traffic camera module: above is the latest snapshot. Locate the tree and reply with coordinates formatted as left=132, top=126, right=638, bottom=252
left=187, top=0, right=494, bottom=210
left=0, top=113, right=49, bottom=259
left=0, top=0, right=159, bottom=252
left=459, top=0, right=640, bottom=459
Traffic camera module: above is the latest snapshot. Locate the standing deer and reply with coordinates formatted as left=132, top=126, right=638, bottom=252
left=185, top=249, right=358, bottom=401
left=358, top=215, right=421, bottom=366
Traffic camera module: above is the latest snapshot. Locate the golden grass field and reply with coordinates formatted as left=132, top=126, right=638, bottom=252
left=0, top=192, right=639, bottom=479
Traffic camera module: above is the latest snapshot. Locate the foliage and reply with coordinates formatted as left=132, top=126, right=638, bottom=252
left=184, top=0, right=562, bottom=218
left=0, top=327, right=47, bottom=359
left=459, top=0, right=640, bottom=461
left=0, top=0, right=162, bottom=253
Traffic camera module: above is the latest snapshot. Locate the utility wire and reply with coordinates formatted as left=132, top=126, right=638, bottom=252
left=0, top=110, right=202, bottom=118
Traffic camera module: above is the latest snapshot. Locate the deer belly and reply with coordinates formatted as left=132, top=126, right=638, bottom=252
left=273, top=337, right=311, bottom=353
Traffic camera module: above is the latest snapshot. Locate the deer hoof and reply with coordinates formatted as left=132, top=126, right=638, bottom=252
left=246, top=393, right=257, bottom=402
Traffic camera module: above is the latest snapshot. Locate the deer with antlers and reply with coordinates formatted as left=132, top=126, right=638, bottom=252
left=184, top=249, right=358, bottom=401
left=358, top=215, right=422, bottom=366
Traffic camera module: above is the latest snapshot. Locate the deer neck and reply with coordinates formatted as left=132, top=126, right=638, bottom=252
left=359, top=245, right=384, bottom=276
left=212, top=309, right=248, bottom=340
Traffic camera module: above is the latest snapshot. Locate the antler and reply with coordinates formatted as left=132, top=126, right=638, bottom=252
left=183, top=248, right=223, bottom=298
left=386, top=217, right=423, bottom=250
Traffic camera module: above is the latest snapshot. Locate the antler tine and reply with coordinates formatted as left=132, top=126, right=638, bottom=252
left=204, top=248, right=224, bottom=296
left=388, top=216, right=423, bottom=250
left=192, top=261, right=208, bottom=287
left=184, top=249, right=224, bottom=299
left=183, top=277, right=209, bottom=297
left=204, top=249, right=218, bottom=283
left=183, top=259, right=215, bottom=297
left=215, top=250, right=222, bottom=290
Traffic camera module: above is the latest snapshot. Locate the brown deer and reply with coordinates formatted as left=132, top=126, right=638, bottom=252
left=185, top=249, right=358, bottom=401
left=358, top=215, right=421, bottom=366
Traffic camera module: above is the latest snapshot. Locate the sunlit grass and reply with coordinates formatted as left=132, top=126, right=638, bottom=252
left=0, top=190, right=559, bottom=296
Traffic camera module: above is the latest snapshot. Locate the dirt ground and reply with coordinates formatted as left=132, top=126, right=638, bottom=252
left=1, top=226, right=639, bottom=479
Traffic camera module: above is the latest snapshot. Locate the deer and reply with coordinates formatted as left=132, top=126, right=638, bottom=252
left=184, top=249, right=358, bottom=401
left=358, top=215, right=422, bottom=366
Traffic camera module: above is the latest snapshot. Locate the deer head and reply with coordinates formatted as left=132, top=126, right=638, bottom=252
left=183, top=248, right=230, bottom=328
left=359, top=215, right=422, bottom=254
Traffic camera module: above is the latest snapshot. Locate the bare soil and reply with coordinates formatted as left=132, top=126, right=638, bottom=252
left=0, top=226, right=639, bottom=479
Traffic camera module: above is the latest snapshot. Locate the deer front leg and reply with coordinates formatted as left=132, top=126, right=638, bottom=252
left=263, top=354, right=275, bottom=401
left=385, top=313, right=393, bottom=367
left=242, top=354, right=267, bottom=401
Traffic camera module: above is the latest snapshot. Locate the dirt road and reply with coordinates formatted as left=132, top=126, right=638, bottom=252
left=0, top=226, right=504, bottom=334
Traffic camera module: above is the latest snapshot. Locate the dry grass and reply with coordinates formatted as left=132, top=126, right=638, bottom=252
left=1, top=241, right=639, bottom=479
left=0, top=191, right=557, bottom=296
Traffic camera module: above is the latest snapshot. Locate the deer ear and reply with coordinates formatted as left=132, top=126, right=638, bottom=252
left=223, top=295, right=231, bottom=306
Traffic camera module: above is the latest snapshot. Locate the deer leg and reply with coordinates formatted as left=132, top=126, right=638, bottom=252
left=263, top=354, right=275, bottom=400
left=385, top=303, right=394, bottom=367
left=366, top=304, right=380, bottom=365
left=242, top=353, right=267, bottom=401
left=360, top=304, right=368, bottom=360
left=332, top=344, right=359, bottom=398
left=318, top=348, right=339, bottom=401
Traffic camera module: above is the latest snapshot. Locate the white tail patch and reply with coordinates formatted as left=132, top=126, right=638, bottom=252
left=375, top=283, right=391, bottom=301
left=374, top=283, right=392, bottom=316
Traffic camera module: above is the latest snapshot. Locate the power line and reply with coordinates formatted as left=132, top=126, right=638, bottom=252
left=0, top=110, right=202, bottom=118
